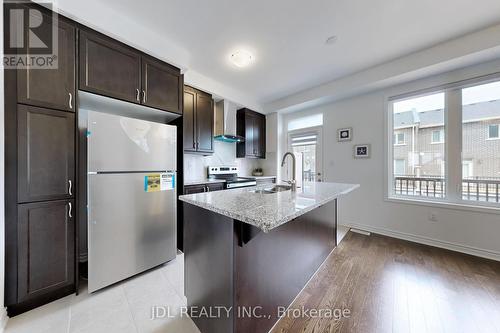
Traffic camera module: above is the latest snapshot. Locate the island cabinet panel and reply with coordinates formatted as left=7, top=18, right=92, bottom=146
left=141, top=56, right=183, bottom=114
left=79, top=30, right=141, bottom=104
left=17, top=105, right=75, bottom=203
left=183, top=200, right=337, bottom=333
left=234, top=200, right=336, bottom=333
left=17, top=200, right=75, bottom=303
left=184, top=203, right=234, bottom=333
left=17, top=15, right=76, bottom=112
left=236, top=108, right=266, bottom=158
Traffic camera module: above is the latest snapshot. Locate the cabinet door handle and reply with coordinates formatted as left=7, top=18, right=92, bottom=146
left=68, top=180, right=73, bottom=196
left=68, top=202, right=73, bottom=218
left=203, top=186, right=206, bottom=192
left=142, top=90, right=147, bottom=103
left=136, top=88, right=140, bottom=102
left=68, top=92, right=73, bottom=109
left=206, top=186, right=210, bottom=192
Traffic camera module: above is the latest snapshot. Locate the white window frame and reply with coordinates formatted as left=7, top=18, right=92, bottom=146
left=385, top=73, right=500, bottom=213
left=431, top=129, right=445, bottom=144
left=487, top=124, right=500, bottom=140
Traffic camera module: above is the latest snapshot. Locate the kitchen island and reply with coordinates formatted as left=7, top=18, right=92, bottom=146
left=179, top=182, right=359, bottom=333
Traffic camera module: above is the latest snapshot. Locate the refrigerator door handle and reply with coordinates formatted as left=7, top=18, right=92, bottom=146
left=68, top=202, right=73, bottom=219
left=68, top=180, right=73, bottom=196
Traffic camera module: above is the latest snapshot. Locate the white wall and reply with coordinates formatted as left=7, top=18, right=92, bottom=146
left=278, top=58, right=500, bottom=261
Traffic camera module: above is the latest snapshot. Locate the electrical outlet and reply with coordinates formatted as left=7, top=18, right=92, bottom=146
left=428, top=212, right=438, bottom=222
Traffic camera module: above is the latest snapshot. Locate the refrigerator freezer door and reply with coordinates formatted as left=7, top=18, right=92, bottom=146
left=88, top=111, right=176, bottom=172
left=88, top=172, right=176, bottom=292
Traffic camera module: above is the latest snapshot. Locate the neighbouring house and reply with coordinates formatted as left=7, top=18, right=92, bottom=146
left=393, top=99, right=500, bottom=179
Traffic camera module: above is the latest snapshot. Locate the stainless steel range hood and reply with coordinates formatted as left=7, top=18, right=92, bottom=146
left=214, top=100, right=245, bottom=143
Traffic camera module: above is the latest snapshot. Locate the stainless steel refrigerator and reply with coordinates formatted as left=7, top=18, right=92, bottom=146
left=87, top=111, right=177, bottom=292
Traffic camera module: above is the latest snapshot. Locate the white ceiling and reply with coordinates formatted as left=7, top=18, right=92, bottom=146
left=102, top=0, right=500, bottom=105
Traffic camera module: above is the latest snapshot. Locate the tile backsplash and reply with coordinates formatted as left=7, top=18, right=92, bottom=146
left=184, top=141, right=262, bottom=181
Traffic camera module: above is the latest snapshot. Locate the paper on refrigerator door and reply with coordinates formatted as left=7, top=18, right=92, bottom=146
left=144, top=173, right=175, bottom=192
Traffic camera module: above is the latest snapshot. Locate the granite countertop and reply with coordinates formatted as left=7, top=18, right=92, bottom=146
left=184, top=178, right=226, bottom=186
left=179, top=182, right=359, bottom=232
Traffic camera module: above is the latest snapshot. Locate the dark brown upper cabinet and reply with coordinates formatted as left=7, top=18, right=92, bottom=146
left=79, top=30, right=182, bottom=114
left=141, top=56, right=183, bottom=113
left=17, top=105, right=75, bottom=203
left=183, top=86, right=214, bottom=154
left=237, top=108, right=266, bottom=158
left=17, top=199, right=75, bottom=303
left=17, top=13, right=75, bottom=112
left=79, top=30, right=141, bottom=104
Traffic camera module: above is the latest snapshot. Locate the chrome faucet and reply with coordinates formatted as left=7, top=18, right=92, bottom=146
left=281, top=152, right=297, bottom=191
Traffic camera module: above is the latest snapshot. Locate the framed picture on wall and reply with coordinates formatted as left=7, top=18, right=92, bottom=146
left=354, top=144, right=371, bottom=158
left=337, top=128, right=352, bottom=142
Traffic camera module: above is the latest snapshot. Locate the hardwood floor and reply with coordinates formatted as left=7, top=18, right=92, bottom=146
left=271, top=231, right=500, bottom=333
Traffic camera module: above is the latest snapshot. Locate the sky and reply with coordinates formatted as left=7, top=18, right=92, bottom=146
left=393, top=81, right=500, bottom=113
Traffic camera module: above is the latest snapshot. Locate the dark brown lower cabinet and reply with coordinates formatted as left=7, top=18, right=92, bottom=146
left=207, top=183, right=224, bottom=192
left=17, top=200, right=75, bottom=303
left=184, top=182, right=225, bottom=194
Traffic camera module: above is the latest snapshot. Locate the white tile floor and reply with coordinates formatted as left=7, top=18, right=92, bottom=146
left=5, top=226, right=351, bottom=333
left=5, top=253, right=200, bottom=333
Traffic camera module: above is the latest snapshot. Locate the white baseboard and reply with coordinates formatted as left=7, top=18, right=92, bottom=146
left=340, top=222, right=500, bottom=262
left=0, top=307, right=8, bottom=333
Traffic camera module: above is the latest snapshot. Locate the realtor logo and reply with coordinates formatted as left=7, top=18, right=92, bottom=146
left=3, top=1, right=58, bottom=69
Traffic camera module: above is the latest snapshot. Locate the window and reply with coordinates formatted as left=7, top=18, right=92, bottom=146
left=394, top=159, right=406, bottom=175
left=431, top=129, right=444, bottom=143
left=394, top=132, right=406, bottom=145
left=287, top=114, right=323, bottom=131
left=488, top=124, right=499, bottom=139
left=389, top=78, right=500, bottom=207
left=391, top=92, right=446, bottom=198
left=462, top=81, right=500, bottom=203
left=288, top=129, right=323, bottom=185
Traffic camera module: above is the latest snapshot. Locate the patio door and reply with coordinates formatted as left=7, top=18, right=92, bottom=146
left=287, top=127, right=323, bottom=187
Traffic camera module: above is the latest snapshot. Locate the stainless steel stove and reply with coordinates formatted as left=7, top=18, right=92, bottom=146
left=208, top=166, right=257, bottom=189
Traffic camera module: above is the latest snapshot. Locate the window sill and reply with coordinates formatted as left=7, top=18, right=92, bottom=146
left=486, top=137, right=500, bottom=141
left=430, top=141, right=444, bottom=144
left=385, top=196, right=500, bottom=215
left=393, top=143, right=407, bottom=146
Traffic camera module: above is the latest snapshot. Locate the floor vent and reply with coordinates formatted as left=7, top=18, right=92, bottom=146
left=350, top=228, right=371, bottom=236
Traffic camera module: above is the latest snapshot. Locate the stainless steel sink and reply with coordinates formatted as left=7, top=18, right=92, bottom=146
left=251, top=185, right=292, bottom=194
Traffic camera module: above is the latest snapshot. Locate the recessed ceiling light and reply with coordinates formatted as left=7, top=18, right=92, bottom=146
left=230, top=50, right=254, bottom=68
left=325, top=35, right=338, bottom=45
